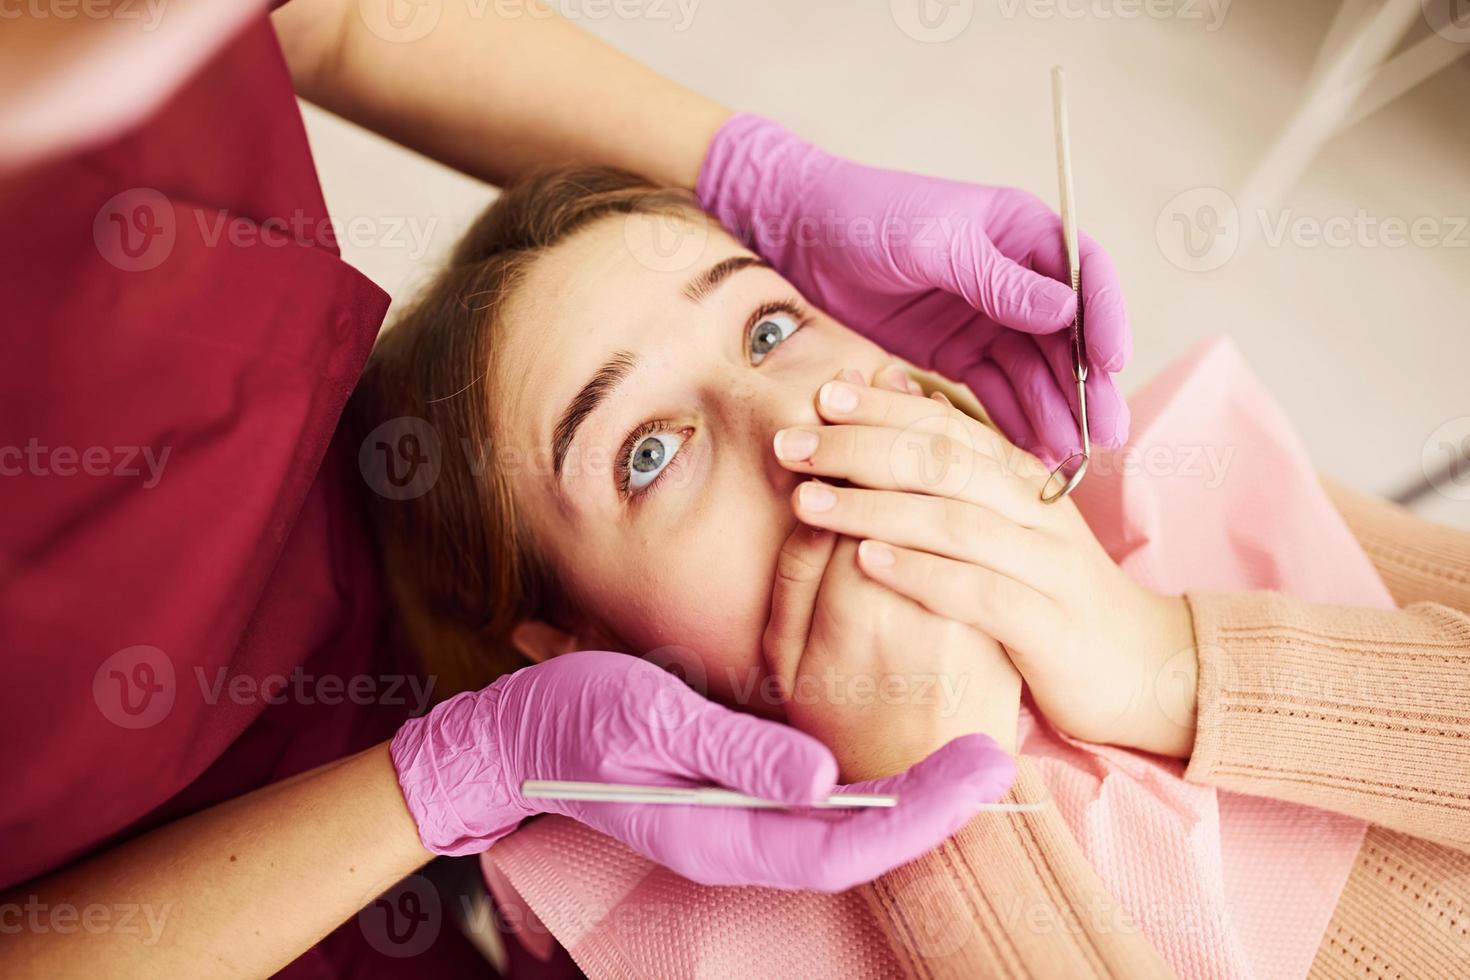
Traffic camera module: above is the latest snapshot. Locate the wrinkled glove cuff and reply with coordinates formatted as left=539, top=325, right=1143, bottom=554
left=695, top=112, right=833, bottom=268
left=389, top=682, right=529, bottom=856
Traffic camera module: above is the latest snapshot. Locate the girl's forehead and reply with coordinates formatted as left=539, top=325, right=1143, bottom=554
left=493, top=215, right=750, bottom=441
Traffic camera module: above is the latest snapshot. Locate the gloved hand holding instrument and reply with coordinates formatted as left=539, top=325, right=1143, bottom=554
left=697, top=91, right=1127, bottom=472
left=393, top=651, right=1018, bottom=892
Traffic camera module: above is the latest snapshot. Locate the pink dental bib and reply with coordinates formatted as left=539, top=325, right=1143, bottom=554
left=485, top=337, right=1388, bottom=979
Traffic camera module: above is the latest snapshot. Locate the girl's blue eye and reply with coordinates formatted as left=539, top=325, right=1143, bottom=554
left=626, top=430, right=687, bottom=490
left=748, top=312, right=801, bottom=365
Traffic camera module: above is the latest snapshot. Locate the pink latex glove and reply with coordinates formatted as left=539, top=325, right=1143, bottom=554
left=391, top=651, right=1015, bottom=891
left=697, top=113, right=1130, bottom=467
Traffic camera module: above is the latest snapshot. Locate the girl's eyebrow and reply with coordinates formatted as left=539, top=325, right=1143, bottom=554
left=552, top=349, right=637, bottom=482
left=550, top=256, right=769, bottom=484
left=681, top=255, right=768, bottom=303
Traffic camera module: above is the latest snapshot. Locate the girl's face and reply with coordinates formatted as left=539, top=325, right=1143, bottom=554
left=494, top=211, right=894, bottom=716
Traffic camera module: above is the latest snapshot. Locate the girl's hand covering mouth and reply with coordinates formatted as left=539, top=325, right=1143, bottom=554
left=763, top=371, right=1025, bottom=782
left=763, top=523, right=1024, bottom=781
left=772, top=365, right=1198, bottom=758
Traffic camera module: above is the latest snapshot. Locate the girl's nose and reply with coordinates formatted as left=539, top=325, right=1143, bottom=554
left=718, top=370, right=826, bottom=492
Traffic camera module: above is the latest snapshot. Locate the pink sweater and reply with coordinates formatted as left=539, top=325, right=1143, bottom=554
left=868, top=480, right=1470, bottom=977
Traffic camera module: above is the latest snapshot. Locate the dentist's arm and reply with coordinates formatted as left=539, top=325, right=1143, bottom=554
left=273, top=0, right=1134, bottom=465
left=1, top=743, right=433, bottom=978
left=5, top=0, right=1131, bottom=464
left=3, top=654, right=1010, bottom=974
left=272, top=0, right=730, bottom=188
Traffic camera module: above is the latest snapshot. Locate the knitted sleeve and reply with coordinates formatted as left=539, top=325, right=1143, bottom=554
left=1184, top=483, right=1470, bottom=852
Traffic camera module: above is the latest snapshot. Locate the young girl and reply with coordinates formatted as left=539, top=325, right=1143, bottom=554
left=352, top=168, right=1470, bottom=977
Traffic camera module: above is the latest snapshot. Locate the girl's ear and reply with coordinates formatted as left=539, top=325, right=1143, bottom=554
left=510, top=620, right=586, bottom=663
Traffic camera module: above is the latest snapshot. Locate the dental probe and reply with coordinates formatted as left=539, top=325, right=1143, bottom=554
left=522, top=779, right=1051, bottom=812
left=1040, top=65, right=1092, bottom=504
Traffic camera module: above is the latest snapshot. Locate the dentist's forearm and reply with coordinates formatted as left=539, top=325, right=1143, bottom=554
left=0, top=742, right=432, bottom=978
left=273, top=0, right=731, bottom=189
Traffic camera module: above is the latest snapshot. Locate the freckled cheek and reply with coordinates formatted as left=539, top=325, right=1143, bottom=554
left=606, top=532, right=777, bottom=702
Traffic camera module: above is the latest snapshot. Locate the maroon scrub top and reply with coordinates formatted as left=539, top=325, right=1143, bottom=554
left=0, top=13, right=497, bottom=978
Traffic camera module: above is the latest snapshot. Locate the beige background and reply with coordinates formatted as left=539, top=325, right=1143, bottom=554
left=300, top=0, right=1470, bottom=525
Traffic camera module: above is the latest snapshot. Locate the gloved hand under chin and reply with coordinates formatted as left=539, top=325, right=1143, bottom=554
left=390, top=650, right=1015, bottom=892
left=697, top=113, right=1131, bottom=468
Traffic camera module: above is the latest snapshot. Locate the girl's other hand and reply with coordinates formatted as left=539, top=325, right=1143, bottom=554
left=763, top=523, right=1022, bottom=782
left=771, top=363, right=1199, bottom=758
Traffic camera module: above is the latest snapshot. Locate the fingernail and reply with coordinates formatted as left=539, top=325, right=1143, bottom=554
left=859, top=540, right=894, bottom=568
left=840, top=368, right=865, bottom=386
left=887, top=365, right=923, bottom=396
left=930, top=390, right=951, bottom=407
left=819, top=381, right=859, bottom=414
left=882, top=365, right=910, bottom=391
left=774, top=428, right=819, bottom=461
left=798, top=481, right=836, bottom=512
